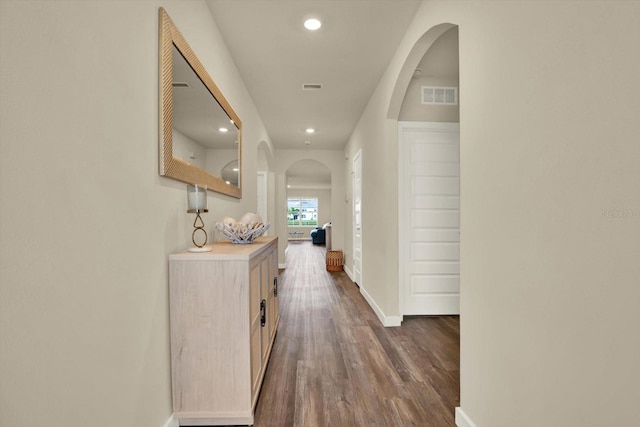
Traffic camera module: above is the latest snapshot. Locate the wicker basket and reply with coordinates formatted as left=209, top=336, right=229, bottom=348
left=326, top=250, right=343, bottom=271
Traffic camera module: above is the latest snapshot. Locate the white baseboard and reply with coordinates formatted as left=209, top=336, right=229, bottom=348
left=163, top=414, right=179, bottom=427
left=455, top=407, right=477, bottom=427
left=359, top=286, right=402, bottom=327
left=343, top=265, right=354, bottom=281
left=382, top=315, right=402, bottom=327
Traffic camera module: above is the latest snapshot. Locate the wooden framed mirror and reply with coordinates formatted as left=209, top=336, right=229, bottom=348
left=159, top=7, right=242, bottom=198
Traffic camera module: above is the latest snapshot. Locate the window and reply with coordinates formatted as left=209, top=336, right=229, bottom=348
left=287, top=197, right=318, bottom=227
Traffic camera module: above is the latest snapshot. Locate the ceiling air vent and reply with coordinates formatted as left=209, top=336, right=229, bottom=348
left=421, top=86, right=458, bottom=105
left=302, top=83, right=323, bottom=91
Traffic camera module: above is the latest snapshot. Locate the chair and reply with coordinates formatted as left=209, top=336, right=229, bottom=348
left=310, top=227, right=326, bottom=244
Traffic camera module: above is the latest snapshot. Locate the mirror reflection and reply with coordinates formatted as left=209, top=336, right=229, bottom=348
left=171, top=46, right=239, bottom=186
left=159, top=7, right=242, bottom=198
left=220, top=160, right=240, bottom=187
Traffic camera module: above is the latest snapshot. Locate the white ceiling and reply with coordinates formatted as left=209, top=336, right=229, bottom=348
left=205, top=0, right=422, bottom=151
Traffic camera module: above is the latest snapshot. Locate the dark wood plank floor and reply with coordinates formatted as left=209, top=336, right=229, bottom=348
left=254, top=241, right=459, bottom=427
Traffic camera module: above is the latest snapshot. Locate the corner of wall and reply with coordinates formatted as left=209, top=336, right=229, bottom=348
left=359, top=286, right=402, bottom=327
left=163, top=414, right=179, bottom=427
left=455, top=407, right=477, bottom=427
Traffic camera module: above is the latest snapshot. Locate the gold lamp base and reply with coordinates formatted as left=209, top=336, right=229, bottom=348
left=188, top=246, right=212, bottom=253
left=188, top=211, right=212, bottom=252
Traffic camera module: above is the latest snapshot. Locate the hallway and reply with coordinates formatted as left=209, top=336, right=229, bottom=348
left=253, top=241, right=460, bottom=426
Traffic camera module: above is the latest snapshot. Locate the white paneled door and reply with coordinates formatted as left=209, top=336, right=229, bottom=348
left=399, top=122, right=460, bottom=315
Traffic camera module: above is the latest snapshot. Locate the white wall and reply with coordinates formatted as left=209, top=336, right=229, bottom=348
left=0, top=1, right=270, bottom=426
left=346, top=1, right=640, bottom=426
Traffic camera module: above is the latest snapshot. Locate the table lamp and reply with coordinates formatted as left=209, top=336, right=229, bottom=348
left=187, top=184, right=212, bottom=252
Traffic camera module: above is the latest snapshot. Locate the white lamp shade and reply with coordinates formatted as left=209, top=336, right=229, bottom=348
left=187, top=184, right=208, bottom=212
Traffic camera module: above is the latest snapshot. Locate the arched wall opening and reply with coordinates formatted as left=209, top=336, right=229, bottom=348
left=274, top=151, right=345, bottom=269
left=389, top=23, right=460, bottom=319
left=387, top=23, right=457, bottom=120
left=284, top=159, right=332, bottom=243
left=257, top=140, right=273, bottom=172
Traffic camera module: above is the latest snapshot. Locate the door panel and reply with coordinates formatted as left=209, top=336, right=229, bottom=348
left=412, top=276, right=460, bottom=293
left=412, top=210, right=460, bottom=228
left=400, top=122, right=460, bottom=315
left=412, top=242, right=460, bottom=260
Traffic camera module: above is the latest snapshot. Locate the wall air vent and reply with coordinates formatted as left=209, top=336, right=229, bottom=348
left=172, top=82, right=190, bottom=88
left=421, top=86, right=458, bottom=105
left=302, top=83, right=323, bottom=90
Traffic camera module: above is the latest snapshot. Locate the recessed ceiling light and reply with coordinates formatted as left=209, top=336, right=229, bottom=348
left=304, top=18, right=321, bottom=31
left=219, top=127, right=228, bottom=133
left=306, top=128, right=315, bottom=134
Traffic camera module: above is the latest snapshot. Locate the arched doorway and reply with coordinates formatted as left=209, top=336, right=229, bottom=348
left=391, top=25, right=461, bottom=317
left=285, top=159, right=332, bottom=244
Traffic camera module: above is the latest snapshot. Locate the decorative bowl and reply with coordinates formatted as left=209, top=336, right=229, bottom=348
left=215, top=222, right=270, bottom=244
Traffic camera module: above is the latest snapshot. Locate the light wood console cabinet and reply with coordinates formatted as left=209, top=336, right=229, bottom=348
left=169, top=236, right=279, bottom=426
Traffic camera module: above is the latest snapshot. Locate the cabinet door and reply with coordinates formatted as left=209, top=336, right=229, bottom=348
left=250, top=261, right=262, bottom=396
left=260, top=256, right=270, bottom=366
left=267, top=246, right=279, bottom=341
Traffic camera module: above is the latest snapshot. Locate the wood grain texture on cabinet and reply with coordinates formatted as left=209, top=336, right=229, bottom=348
left=169, top=236, right=279, bottom=426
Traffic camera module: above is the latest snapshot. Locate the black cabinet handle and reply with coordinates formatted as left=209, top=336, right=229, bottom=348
left=273, top=277, right=278, bottom=297
left=260, top=299, right=266, bottom=327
